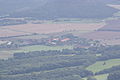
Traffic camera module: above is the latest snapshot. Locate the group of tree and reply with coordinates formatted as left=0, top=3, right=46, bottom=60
left=107, top=70, right=120, bottom=80
left=0, top=44, right=120, bottom=80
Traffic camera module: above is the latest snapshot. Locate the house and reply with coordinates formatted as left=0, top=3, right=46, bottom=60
left=61, top=38, right=70, bottom=42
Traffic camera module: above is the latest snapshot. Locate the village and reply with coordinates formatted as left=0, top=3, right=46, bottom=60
left=0, top=34, right=106, bottom=50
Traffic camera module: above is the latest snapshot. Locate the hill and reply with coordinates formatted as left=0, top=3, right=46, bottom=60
left=0, top=0, right=119, bottom=19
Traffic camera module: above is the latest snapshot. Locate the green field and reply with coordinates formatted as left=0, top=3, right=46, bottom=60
left=16, top=45, right=73, bottom=52
left=0, top=45, right=73, bottom=59
left=95, top=74, right=108, bottom=80
left=15, top=34, right=48, bottom=39
left=83, top=74, right=108, bottom=80
left=86, top=59, right=120, bottom=73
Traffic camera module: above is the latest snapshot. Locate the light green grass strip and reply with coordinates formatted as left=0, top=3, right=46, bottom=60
left=86, top=59, right=120, bottom=73
left=95, top=74, right=108, bottom=80
left=82, top=74, right=108, bottom=80
left=15, top=45, right=73, bottom=52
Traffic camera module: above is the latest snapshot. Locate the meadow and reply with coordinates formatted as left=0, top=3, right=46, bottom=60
left=83, top=74, right=108, bottom=80
left=86, top=59, right=120, bottom=73
left=82, top=59, right=120, bottom=80
left=0, top=45, right=73, bottom=59
left=16, top=45, right=73, bottom=52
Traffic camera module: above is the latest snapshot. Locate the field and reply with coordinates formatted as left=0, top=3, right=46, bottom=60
left=83, top=74, right=108, bottom=80
left=0, top=51, right=13, bottom=59
left=80, top=18, right=120, bottom=39
left=94, top=74, right=108, bottom=80
left=0, top=1, right=120, bottom=80
left=15, top=45, right=73, bottom=52
left=0, top=28, right=30, bottom=37
left=86, top=59, right=120, bottom=73
left=101, top=39, right=120, bottom=45
left=15, top=34, right=48, bottom=39
left=80, top=31, right=120, bottom=39
left=0, top=45, right=73, bottom=59
left=0, top=23, right=104, bottom=37
left=83, top=59, right=120, bottom=80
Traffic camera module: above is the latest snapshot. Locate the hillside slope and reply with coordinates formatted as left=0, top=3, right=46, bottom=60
left=0, top=0, right=120, bottom=19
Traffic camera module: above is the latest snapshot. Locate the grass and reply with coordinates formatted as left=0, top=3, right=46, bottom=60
left=16, top=45, right=73, bottom=52
left=0, top=45, right=73, bottom=59
left=83, top=74, right=108, bottom=80
left=86, top=59, right=120, bottom=73
left=95, top=74, right=108, bottom=80
left=32, top=18, right=104, bottom=24
left=15, top=34, right=48, bottom=39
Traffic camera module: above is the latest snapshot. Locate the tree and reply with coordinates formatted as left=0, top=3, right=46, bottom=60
left=107, top=71, right=120, bottom=80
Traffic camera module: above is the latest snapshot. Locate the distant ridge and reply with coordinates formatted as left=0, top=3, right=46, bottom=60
left=0, top=0, right=119, bottom=19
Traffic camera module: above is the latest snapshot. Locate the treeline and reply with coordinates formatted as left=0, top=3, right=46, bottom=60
left=13, top=48, right=90, bottom=59
left=97, top=45, right=120, bottom=60
left=0, top=19, right=27, bottom=26
left=107, top=70, right=120, bottom=80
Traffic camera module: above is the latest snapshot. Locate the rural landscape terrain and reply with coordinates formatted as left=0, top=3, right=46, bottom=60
left=0, top=0, right=120, bottom=80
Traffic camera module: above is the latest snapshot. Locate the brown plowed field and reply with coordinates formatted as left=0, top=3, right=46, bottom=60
left=0, top=23, right=104, bottom=37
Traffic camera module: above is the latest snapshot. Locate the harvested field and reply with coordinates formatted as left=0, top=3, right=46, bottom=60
left=79, top=30, right=120, bottom=45
left=0, top=23, right=104, bottom=37
left=79, top=19, right=120, bottom=40
left=101, top=39, right=120, bottom=45
left=0, top=28, right=30, bottom=37
left=80, top=31, right=120, bottom=39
